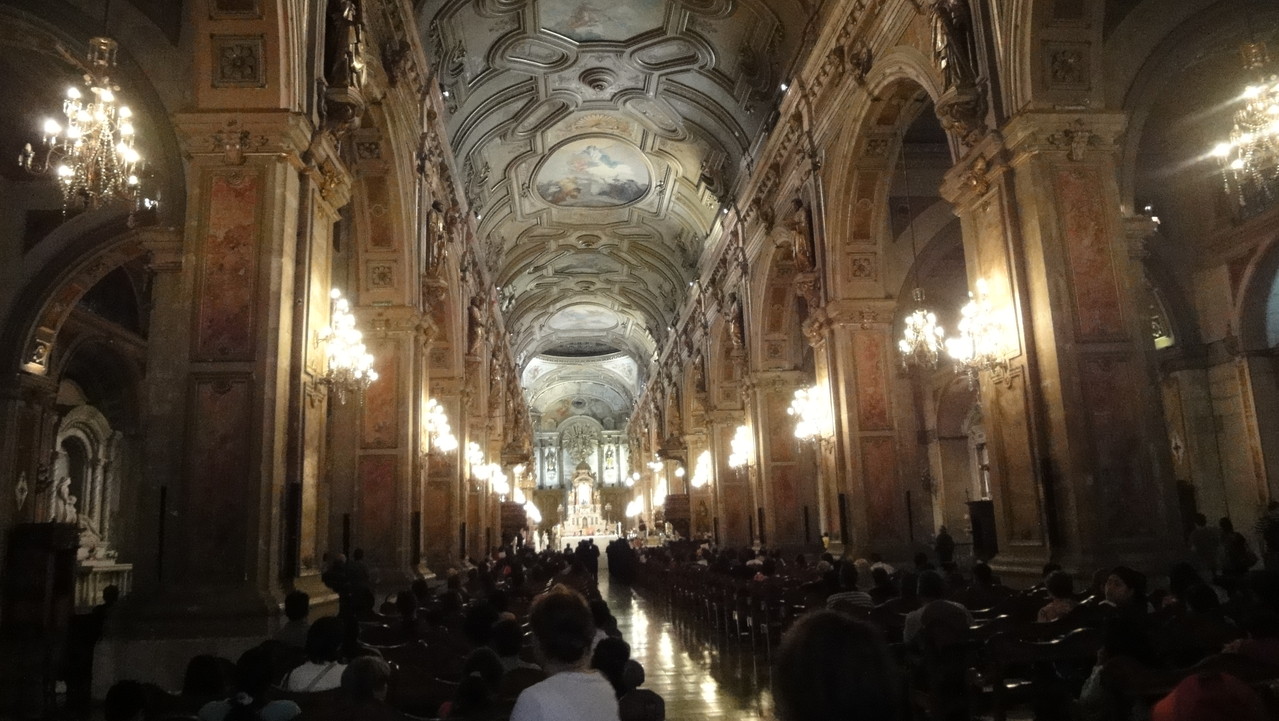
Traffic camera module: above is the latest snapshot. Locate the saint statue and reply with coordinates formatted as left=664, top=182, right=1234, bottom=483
left=931, top=0, right=978, bottom=90
left=788, top=198, right=815, bottom=272
left=49, top=476, right=78, bottom=524
left=425, top=200, right=447, bottom=275
left=468, top=296, right=487, bottom=356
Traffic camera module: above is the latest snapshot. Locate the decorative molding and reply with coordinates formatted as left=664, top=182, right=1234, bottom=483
left=211, top=35, right=265, bottom=88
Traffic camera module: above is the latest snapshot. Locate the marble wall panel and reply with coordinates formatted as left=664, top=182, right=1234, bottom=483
left=860, top=436, right=900, bottom=542
left=361, top=340, right=399, bottom=449
left=991, top=372, right=1045, bottom=544
left=1054, top=168, right=1126, bottom=342
left=194, top=170, right=261, bottom=361
left=357, top=455, right=398, bottom=564
left=852, top=331, right=892, bottom=430
left=186, top=375, right=252, bottom=582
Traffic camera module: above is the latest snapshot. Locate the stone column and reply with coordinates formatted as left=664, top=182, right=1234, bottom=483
left=940, top=112, right=1182, bottom=576
left=824, top=299, right=914, bottom=558
left=133, top=111, right=319, bottom=632
left=750, top=370, right=818, bottom=547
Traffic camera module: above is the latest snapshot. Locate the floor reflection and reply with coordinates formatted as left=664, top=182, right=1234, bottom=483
left=603, top=577, right=774, bottom=721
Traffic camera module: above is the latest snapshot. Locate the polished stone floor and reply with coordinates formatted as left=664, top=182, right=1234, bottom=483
left=602, top=576, right=775, bottom=721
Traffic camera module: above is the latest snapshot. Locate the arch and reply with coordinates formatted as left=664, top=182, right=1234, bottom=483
left=53, top=403, right=121, bottom=546
left=0, top=214, right=151, bottom=377
left=1236, top=231, right=1279, bottom=352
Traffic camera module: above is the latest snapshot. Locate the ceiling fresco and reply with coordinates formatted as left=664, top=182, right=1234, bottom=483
left=416, top=0, right=814, bottom=418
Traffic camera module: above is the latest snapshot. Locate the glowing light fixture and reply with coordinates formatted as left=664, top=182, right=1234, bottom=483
left=788, top=384, right=833, bottom=443
left=424, top=398, right=457, bottom=453
left=318, top=289, right=378, bottom=404
left=945, top=278, right=1008, bottom=388
left=728, top=425, right=754, bottom=470
left=690, top=450, right=712, bottom=489
left=1209, top=42, right=1279, bottom=213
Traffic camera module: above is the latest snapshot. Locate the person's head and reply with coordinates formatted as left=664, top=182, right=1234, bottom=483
left=871, top=567, right=891, bottom=588
left=232, top=646, right=276, bottom=697
left=182, top=654, right=232, bottom=700
left=284, top=590, right=310, bottom=622
left=490, top=617, right=525, bottom=658
left=1042, top=562, right=1063, bottom=579
left=917, top=570, right=946, bottom=601
left=1105, top=566, right=1146, bottom=606
left=103, top=680, right=146, bottom=721
left=938, top=525, right=948, bottom=535
left=591, top=636, right=632, bottom=697
left=305, top=616, right=346, bottom=663
left=1220, top=517, right=1235, bottom=533
left=394, top=590, right=417, bottom=620
left=972, top=562, right=994, bottom=586
left=838, top=561, right=859, bottom=591
left=1193, top=513, right=1207, bottom=527
left=1151, top=672, right=1268, bottom=721
left=869, top=553, right=883, bottom=564
left=528, top=585, right=595, bottom=668
left=102, top=584, right=120, bottom=606
left=341, top=656, right=391, bottom=703
left=1046, top=571, right=1074, bottom=601
left=589, top=599, right=618, bottom=635
left=774, top=611, right=899, bottom=721
left=461, top=647, right=504, bottom=688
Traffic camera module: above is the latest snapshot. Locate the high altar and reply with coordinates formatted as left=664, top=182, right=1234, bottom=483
left=560, top=462, right=616, bottom=539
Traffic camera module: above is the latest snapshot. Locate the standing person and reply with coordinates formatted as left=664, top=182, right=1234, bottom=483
left=934, top=525, right=955, bottom=565
left=1188, top=513, right=1220, bottom=577
left=346, top=548, right=372, bottom=595
left=511, top=586, right=620, bottom=721
left=1218, top=518, right=1258, bottom=588
left=1256, top=502, right=1279, bottom=571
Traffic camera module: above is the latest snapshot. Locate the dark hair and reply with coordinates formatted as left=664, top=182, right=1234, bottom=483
left=284, top=590, right=310, bottom=621
left=182, top=654, right=232, bottom=700
left=590, top=599, right=619, bottom=637
left=529, top=585, right=595, bottom=665
left=341, top=656, right=390, bottom=702
left=1220, top=517, right=1235, bottom=533
left=972, top=562, right=993, bottom=585
left=1193, top=513, right=1207, bottom=526
left=305, top=616, right=346, bottom=663
left=1109, top=565, right=1147, bottom=604
left=1045, top=571, right=1074, bottom=600
left=838, top=562, right=859, bottom=591
left=591, top=636, right=632, bottom=697
left=774, top=611, right=900, bottom=721
left=490, top=617, right=525, bottom=658
left=461, top=647, right=504, bottom=688
left=871, top=567, right=891, bottom=587
left=103, top=680, right=146, bottom=721
left=917, top=570, right=946, bottom=600
left=1042, top=562, right=1063, bottom=578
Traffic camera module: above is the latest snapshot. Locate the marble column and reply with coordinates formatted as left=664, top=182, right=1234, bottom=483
left=940, top=112, right=1182, bottom=576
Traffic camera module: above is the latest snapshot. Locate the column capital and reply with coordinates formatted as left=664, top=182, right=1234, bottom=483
left=823, top=298, right=897, bottom=330
left=1002, top=111, right=1128, bottom=164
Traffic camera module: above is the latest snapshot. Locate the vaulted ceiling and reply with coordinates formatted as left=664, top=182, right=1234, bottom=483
left=416, top=0, right=816, bottom=421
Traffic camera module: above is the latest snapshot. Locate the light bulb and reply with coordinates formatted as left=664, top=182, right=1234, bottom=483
left=43, top=119, right=62, bottom=136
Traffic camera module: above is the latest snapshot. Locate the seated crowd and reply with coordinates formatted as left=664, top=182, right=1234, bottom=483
left=635, top=536, right=1279, bottom=721
left=100, top=540, right=660, bottom=721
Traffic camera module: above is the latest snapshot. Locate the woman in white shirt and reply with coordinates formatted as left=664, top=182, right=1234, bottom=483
left=511, top=586, right=620, bottom=721
left=281, top=616, right=346, bottom=693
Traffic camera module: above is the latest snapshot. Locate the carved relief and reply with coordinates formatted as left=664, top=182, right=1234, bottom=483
left=1054, top=168, right=1126, bottom=341
left=1047, top=43, right=1089, bottom=89
left=211, top=36, right=265, bottom=88
left=195, top=171, right=260, bottom=361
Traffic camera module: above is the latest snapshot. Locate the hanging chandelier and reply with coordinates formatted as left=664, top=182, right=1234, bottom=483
left=787, top=385, right=834, bottom=443
left=18, top=37, right=144, bottom=211
left=945, top=278, right=1006, bottom=388
left=424, top=398, right=458, bottom=453
left=899, top=288, right=947, bottom=370
left=689, top=450, right=712, bottom=489
left=727, top=424, right=755, bottom=470
left=1209, top=42, right=1279, bottom=213
left=317, top=289, right=378, bottom=404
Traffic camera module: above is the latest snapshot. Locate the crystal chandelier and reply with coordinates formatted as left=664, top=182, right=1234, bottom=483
left=788, top=385, right=834, bottom=443
left=317, top=289, right=378, bottom=403
left=18, top=37, right=144, bottom=211
left=424, top=398, right=458, bottom=453
left=465, top=442, right=486, bottom=476
left=689, top=450, right=712, bottom=489
left=1209, top=42, right=1279, bottom=213
left=945, top=278, right=1006, bottom=388
left=899, top=289, right=947, bottom=369
left=727, top=424, right=755, bottom=470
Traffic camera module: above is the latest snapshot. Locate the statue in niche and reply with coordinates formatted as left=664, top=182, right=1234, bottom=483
left=468, top=296, right=487, bottom=356
left=930, top=0, right=978, bottom=90
left=728, top=296, right=745, bottom=351
left=49, top=477, right=78, bottom=524
left=691, top=352, right=707, bottom=393
left=788, top=198, right=815, bottom=272
left=545, top=447, right=557, bottom=478
left=326, top=0, right=364, bottom=90
left=605, top=447, right=615, bottom=470
left=425, top=200, right=447, bottom=275
left=571, top=463, right=595, bottom=506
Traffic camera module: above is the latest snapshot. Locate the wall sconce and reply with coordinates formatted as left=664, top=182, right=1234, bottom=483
left=690, top=449, right=712, bottom=489
left=424, top=398, right=457, bottom=454
left=728, top=424, right=755, bottom=475
left=788, top=385, right=834, bottom=448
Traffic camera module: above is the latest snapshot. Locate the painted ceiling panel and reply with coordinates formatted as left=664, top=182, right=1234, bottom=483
left=417, top=0, right=812, bottom=417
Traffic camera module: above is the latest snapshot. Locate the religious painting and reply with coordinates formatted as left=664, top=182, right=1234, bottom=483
left=546, top=304, right=621, bottom=331
left=851, top=331, right=892, bottom=430
left=540, top=0, right=665, bottom=42
left=1054, top=168, right=1126, bottom=342
left=535, top=138, right=651, bottom=208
